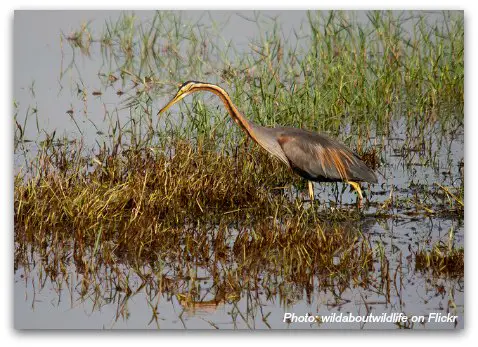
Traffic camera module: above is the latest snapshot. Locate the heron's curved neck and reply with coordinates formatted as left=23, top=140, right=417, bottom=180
left=190, top=84, right=256, bottom=141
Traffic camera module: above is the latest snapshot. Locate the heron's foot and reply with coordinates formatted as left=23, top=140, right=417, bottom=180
left=347, top=181, right=363, bottom=207
left=308, top=181, right=315, bottom=201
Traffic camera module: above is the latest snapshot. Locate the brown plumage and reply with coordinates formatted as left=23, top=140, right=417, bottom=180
left=158, top=81, right=378, bottom=205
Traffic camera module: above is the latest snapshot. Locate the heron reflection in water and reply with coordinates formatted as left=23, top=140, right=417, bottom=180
left=158, top=81, right=377, bottom=206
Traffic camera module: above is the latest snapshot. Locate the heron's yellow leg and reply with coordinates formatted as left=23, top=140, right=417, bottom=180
left=347, top=181, right=363, bottom=205
left=308, top=181, right=315, bottom=201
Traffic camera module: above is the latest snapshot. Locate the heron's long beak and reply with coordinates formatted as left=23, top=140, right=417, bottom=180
left=157, top=91, right=187, bottom=116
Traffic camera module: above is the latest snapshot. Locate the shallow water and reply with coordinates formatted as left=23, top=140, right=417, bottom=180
left=14, top=211, right=464, bottom=329
left=14, top=10, right=464, bottom=329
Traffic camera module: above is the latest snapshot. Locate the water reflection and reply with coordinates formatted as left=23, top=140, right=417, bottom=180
left=15, top=212, right=463, bottom=329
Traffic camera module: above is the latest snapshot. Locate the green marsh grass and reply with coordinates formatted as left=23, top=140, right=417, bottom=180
left=50, top=10, right=464, bottom=149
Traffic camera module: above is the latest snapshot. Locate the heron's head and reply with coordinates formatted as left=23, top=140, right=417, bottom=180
left=158, top=81, right=203, bottom=115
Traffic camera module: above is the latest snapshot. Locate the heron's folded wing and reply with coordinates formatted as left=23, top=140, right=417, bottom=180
left=278, top=134, right=377, bottom=183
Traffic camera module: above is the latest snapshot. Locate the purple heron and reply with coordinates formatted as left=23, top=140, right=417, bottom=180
left=158, top=81, right=377, bottom=205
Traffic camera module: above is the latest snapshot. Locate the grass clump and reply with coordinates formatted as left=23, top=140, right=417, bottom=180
left=415, top=244, right=464, bottom=278
left=15, top=140, right=294, bottom=254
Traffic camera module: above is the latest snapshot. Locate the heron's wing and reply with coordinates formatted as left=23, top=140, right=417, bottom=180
left=277, top=130, right=377, bottom=183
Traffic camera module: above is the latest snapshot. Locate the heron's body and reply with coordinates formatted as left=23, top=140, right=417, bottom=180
left=159, top=81, right=377, bottom=204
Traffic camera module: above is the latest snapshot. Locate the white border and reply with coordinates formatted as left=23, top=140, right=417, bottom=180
left=3, top=0, right=474, bottom=345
